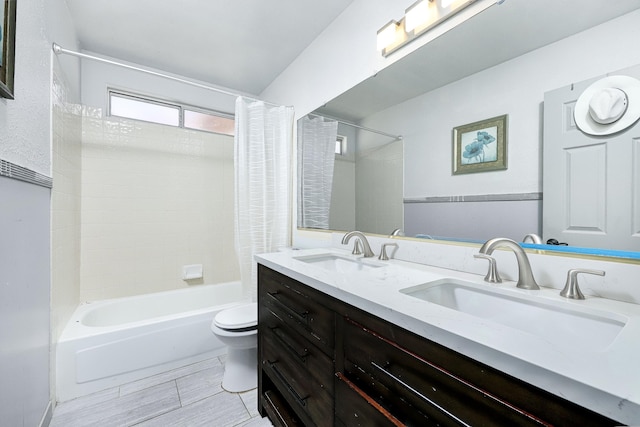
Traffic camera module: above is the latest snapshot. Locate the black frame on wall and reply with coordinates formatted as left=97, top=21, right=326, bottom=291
left=0, top=0, right=17, bottom=99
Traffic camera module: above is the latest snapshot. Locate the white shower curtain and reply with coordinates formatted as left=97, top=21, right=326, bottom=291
left=234, top=97, right=294, bottom=301
left=297, top=116, right=338, bottom=229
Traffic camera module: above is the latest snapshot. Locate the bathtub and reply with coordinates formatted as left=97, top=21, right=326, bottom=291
left=56, top=281, right=246, bottom=402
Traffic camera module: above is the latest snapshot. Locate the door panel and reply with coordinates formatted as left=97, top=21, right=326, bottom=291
left=543, top=66, right=640, bottom=251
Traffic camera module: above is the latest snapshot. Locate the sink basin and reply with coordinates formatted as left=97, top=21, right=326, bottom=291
left=294, top=253, right=385, bottom=273
left=400, top=279, right=626, bottom=352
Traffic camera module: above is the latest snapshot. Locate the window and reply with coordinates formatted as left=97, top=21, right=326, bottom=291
left=108, top=90, right=234, bottom=136
left=110, top=93, right=180, bottom=126
left=335, top=135, right=346, bottom=155
left=184, top=109, right=234, bottom=136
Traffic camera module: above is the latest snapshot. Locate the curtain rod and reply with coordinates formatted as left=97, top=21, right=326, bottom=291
left=308, top=113, right=402, bottom=140
left=52, top=43, right=283, bottom=107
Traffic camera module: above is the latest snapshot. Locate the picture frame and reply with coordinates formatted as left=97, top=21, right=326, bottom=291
left=453, top=114, right=507, bottom=175
left=0, top=0, right=17, bottom=99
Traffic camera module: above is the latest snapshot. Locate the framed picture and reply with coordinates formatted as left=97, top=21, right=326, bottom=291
left=0, top=0, right=17, bottom=99
left=453, top=114, right=507, bottom=175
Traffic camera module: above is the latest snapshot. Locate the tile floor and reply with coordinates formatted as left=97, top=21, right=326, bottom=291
left=50, top=356, right=273, bottom=427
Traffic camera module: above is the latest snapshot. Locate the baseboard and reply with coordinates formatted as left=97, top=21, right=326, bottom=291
left=39, top=401, right=53, bottom=427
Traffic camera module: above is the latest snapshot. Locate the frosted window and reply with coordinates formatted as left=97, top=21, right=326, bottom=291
left=110, top=94, right=180, bottom=126
left=184, top=109, right=235, bottom=136
left=108, top=89, right=235, bottom=135
left=335, top=135, right=346, bottom=155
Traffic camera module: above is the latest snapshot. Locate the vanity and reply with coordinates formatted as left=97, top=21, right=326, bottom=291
left=256, top=248, right=640, bottom=426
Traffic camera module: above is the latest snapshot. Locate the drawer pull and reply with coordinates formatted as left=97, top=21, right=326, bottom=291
left=271, top=326, right=309, bottom=363
left=269, top=361, right=310, bottom=406
left=371, top=362, right=472, bottom=427
left=267, top=292, right=310, bottom=323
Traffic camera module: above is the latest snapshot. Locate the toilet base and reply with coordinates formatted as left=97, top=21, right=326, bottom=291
left=222, top=346, right=257, bottom=393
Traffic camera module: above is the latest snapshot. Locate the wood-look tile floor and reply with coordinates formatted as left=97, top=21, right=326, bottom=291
left=50, top=356, right=273, bottom=427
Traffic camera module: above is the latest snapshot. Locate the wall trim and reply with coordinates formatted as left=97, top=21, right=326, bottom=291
left=0, top=159, right=52, bottom=188
left=38, top=401, right=53, bottom=427
left=404, top=192, right=542, bottom=204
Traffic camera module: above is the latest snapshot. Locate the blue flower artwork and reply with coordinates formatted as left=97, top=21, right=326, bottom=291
left=461, top=126, right=498, bottom=165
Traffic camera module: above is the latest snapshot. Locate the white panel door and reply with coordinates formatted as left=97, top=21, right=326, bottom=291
left=543, top=68, right=640, bottom=251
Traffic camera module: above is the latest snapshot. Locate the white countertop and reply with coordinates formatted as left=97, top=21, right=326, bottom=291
left=256, top=247, right=640, bottom=424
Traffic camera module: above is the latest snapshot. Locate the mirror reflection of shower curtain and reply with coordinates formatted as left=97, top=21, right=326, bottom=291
left=297, top=116, right=338, bottom=229
left=234, top=97, right=294, bottom=301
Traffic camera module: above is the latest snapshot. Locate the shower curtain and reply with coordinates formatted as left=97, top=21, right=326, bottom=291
left=297, top=116, right=338, bottom=229
left=234, top=97, right=294, bottom=301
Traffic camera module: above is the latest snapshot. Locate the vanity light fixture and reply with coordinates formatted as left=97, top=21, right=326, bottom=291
left=405, top=0, right=433, bottom=33
left=376, top=20, right=400, bottom=51
left=378, top=0, right=505, bottom=56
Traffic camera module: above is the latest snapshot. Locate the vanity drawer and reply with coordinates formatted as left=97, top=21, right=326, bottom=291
left=259, top=265, right=334, bottom=351
left=262, top=339, right=334, bottom=426
left=262, top=389, right=304, bottom=427
left=335, top=372, right=404, bottom=427
left=342, top=317, right=551, bottom=427
left=341, top=314, right=620, bottom=427
left=262, top=308, right=334, bottom=395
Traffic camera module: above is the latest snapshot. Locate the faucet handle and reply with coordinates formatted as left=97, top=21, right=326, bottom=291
left=351, top=239, right=363, bottom=255
left=474, top=254, right=502, bottom=283
left=560, top=268, right=605, bottom=300
left=379, top=243, right=398, bottom=261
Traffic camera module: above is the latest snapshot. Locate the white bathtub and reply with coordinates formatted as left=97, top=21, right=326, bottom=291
left=56, top=281, right=246, bottom=402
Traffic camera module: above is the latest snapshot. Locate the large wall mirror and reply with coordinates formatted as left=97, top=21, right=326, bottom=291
left=297, top=0, right=640, bottom=259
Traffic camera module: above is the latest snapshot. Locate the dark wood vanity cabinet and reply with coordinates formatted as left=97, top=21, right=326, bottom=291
left=258, top=264, right=337, bottom=426
left=258, top=264, right=622, bottom=427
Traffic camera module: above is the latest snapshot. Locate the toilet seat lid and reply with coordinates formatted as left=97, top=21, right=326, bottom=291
left=214, top=302, right=257, bottom=329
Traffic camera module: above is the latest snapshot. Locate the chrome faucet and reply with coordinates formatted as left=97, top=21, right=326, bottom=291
left=389, top=228, right=404, bottom=237
left=478, top=238, right=540, bottom=290
left=341, top=231, right=375, bottom=258
left=379, top=243, right=398, bottom=261
left=560, top=268, right=605, bottom=300
left=522, top=233, right=542, bottom=244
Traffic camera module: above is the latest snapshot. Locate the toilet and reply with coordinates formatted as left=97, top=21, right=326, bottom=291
left=211, top=302, right=258, bottom=393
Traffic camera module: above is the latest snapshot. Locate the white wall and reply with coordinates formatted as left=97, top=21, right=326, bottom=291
left=329, top=157, right=356, bottom=231
left=356, top=139, right=403, bottom=234
left=261, top=0, right=496, bottom=117
left=51, top=60, right=82, bottom=371
left=260, top=0, right=407, bottom=116
left=0, top=0, right=78, bottom=175
left=80, top=114, right=239, bottom=300
left=328, top=123, right=357, bottom=231
left=0, top=0, right=80, bottom=422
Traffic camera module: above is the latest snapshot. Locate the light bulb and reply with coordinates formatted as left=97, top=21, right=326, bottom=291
left=376, top=21, right=398, bottom=50
left=405, top=0, right=431, bottom=32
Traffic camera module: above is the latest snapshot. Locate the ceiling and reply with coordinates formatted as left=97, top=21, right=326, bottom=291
left=317, top=0, right=640, bottom=122
left=65, top=0, right=355, bottom=95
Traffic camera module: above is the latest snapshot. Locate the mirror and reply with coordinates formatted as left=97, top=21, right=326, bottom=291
left=297, top=115, right=403, bottom=234
left=297, top=0, right=640, bottom=259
